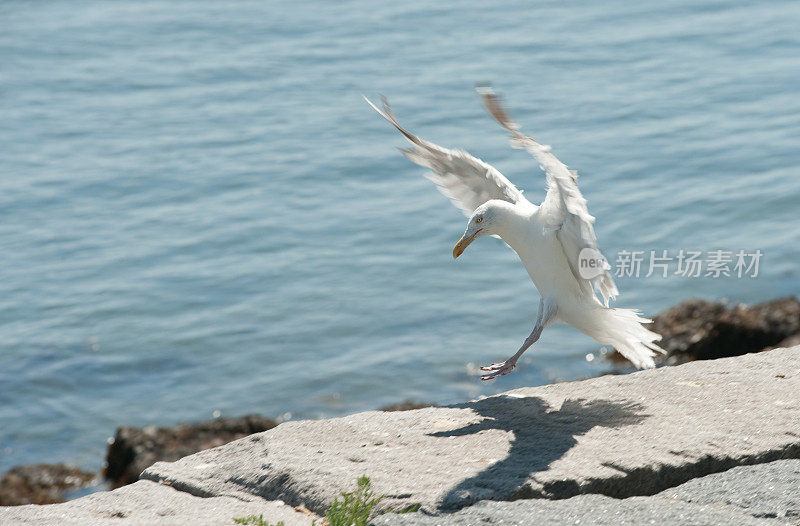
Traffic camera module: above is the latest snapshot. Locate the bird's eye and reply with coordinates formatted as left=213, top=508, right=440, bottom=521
left=476, top=217, right=483, bottom=224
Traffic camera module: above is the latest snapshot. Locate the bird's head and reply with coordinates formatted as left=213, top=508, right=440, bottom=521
left=452, top=201, right=506, bottom=259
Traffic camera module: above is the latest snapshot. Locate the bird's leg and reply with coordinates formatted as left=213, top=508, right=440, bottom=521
left=480, top=325, right=542, bottom=380
left=481, top=297, right=556, bottom=381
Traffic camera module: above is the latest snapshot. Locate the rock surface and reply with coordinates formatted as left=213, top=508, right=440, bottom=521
left=373, top=460, right=800, bottom=525
left=5, top=462, right=796, bottom=526
left=371, top=494, right=779, bottom=526
left=0, top=464, right=95, bottom=506
left=610, top=297, right=800, bottom=366
left=105, top=414, right=277, bottom=488
left=659, top=459, right=800, bottom=523
left=0, top=480, right=317, bottom=526
left=140, top=346, right=800, bottom=514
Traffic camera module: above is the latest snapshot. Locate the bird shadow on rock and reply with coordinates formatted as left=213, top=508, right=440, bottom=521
left=428, top=395, right=647, bottom=511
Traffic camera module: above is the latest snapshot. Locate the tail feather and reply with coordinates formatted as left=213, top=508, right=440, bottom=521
left=586, top=307, right=664, bottom=368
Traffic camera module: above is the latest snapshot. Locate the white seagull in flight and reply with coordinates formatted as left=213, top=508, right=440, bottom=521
left=366, top=89, right=663, bottom=380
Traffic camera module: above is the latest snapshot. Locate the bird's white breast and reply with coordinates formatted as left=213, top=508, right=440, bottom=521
left=500, top=213, right=587, bottom=305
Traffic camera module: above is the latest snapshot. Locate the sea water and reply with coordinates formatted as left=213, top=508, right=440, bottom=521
left=1, top=0, right=799, bottom=473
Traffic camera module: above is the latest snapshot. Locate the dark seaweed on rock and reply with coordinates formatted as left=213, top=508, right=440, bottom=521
left=379, top=401, right=435, bottom=412
left=609, top=297, right=800, bottom=366
left=104, top=414, right=277, bottom=488
left=0, top=464, right=95, bottom=506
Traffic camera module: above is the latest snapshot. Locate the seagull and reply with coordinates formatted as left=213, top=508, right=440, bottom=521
left=365, top=89, right=664, bottom=380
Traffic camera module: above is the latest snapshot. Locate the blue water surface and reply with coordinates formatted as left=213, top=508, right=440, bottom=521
left=1, top=0, right=799, bottom=473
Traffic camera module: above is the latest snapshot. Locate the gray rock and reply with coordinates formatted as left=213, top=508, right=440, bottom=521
left=0, top=480, right=317, bottom=526
left=373, top=460, right=800, bottom=526
left=370, top=494, right=781, bottom=526
left=658, top=459, right=800, bottom=523
left=142, top=346, right=800, bottom=514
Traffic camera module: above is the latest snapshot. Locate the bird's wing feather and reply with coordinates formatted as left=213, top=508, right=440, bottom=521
left=365, top=95, right=526, bottom=217
left=478, top=88, right=619, bottom=306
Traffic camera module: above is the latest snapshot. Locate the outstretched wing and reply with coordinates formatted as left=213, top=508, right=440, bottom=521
left=478, top=87, right=619, bottom=306
left=365, top=96, right=526, bottom=217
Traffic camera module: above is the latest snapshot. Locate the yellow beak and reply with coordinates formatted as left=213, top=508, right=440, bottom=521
left=452, top=229, right=482, bottom=259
